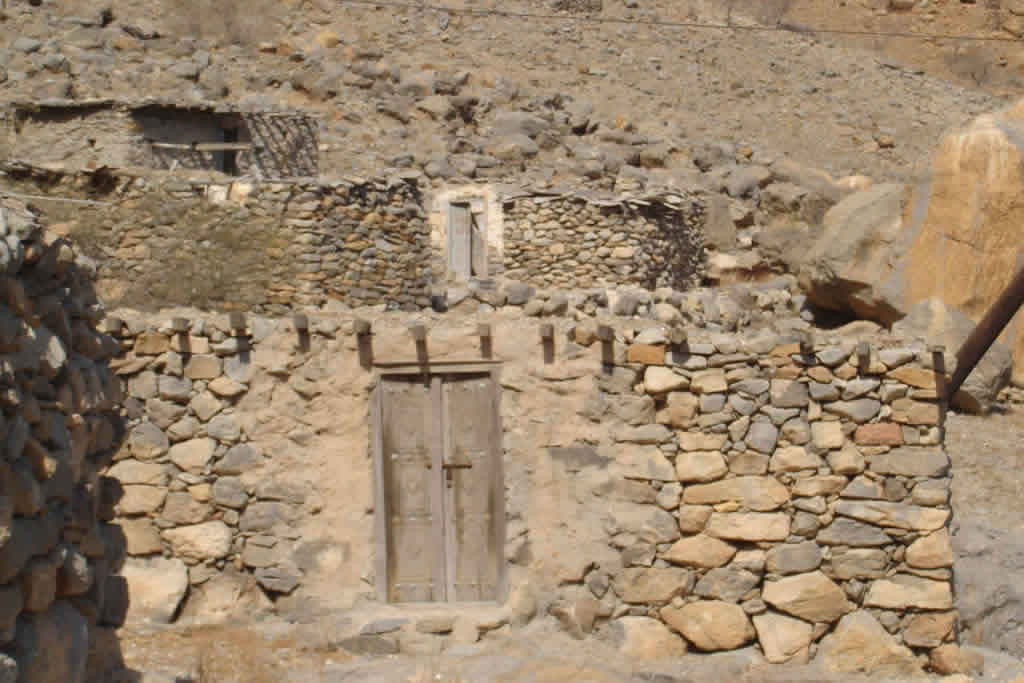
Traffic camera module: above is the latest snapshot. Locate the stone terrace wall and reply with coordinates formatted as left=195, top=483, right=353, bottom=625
left=0, top=166, right=432, bottom=314
left=501, top=193, right=704, bottom=291
left=98, top=302, right=959, bottom=673
left=0, top=200, right=126, bottom=682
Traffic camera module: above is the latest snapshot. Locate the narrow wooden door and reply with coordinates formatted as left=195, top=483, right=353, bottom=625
left=449, top=203, right=472, bottom=281
left=441, top=373, right=501, bottom=601
left=376, top=370, right=504, bottom=604
left=378, top=376, right=445, bottom=602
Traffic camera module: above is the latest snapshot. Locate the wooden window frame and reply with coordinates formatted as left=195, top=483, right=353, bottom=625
left=370, top=361, right=507, bottom=605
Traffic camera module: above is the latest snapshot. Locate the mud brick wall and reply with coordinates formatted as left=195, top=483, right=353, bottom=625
left=501, top=194, right=704, bottom=291
left=595, top=329, right=955, bottom=664
left=0, top=200, right=125, bottom=682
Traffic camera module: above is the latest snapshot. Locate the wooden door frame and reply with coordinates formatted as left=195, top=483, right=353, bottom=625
left=371, top=362, right=507, bottom=605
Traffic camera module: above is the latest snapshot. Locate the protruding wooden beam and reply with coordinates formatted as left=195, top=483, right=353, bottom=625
left=353, top=319, right=372, bottom=337
left=539, top=323, right=555, bottom=340
left=596, top=325, right=614, bottom=343
left=101, top=317, right=124, bottom=336
left=669, top=326, right=687, bottom=346
left=477, top=323, right=492, bottom=338
left=856, top=342, right=870, bottom=374
left=293, top=313, right=309, bottom=332
left=409, top=324, right=427, bottom=342
left=171, top=317, right=190, bottom=334
left=228, top=312, right=247, bottom=333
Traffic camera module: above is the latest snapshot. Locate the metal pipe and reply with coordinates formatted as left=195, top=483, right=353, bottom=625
left=947, top=264, right=1024, bottom=400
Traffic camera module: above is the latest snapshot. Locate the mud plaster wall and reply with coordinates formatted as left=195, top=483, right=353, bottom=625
left=4, top=106, right=318, bottom=178
left=100, top=307, right=959, bottom=663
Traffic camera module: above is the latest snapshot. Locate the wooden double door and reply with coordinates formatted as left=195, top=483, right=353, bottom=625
left=373, top=368, right=505, bottom=603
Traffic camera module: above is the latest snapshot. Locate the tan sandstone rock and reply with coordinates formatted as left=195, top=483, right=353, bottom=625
left=761, top=571, right=853, bottom=623
left=612, top=616, right=688, bottom=658
left=660, top=600, right=755, bottom=652
left=752, top=612, right=813, bottom=663
left=663, top=535, right=736, bottom=569
left=818, top=610, right=923, bottom=678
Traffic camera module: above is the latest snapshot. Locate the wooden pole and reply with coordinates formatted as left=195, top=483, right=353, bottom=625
left=947, top=264, right=1024, bottom=400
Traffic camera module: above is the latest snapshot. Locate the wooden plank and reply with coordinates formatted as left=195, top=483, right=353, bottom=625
left=430, top=376, right=448, bottom=603
left=490, top=366, right=508, bottom=603
left=376, top=360, right=502, bottom=373
left=443, top=373, right=500, bottom=601
left=148, top=142, right=255, bottom=151
left=449, top=203, right=471, bottom=280
left=470, top=211, right=487, bottom=278
left=371, top=382, right=388, bottom=603
left=381, top=375, right=440, bottom=602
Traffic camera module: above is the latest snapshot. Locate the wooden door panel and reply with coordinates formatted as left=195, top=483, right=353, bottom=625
left=449, top=203, right=471, bottom=280
left=442, top=374, right=499, bottom=602
left=470, top=212, right=487, bottom=278
left=381, top=377, right=442, bottom=603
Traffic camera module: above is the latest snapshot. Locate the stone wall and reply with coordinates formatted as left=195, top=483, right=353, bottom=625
left=3, top=168, right=709, bottom=314
left=594, top=328, right=955, bottom=667
left=99, top=298, right=959, bottom=674
left=501, top=193, right=705, bottom=291
left=5, top=102, right=319, bottom=179
left=0, top=199, right=126, bottom=682
left=0, top=165, right=432, bottom=314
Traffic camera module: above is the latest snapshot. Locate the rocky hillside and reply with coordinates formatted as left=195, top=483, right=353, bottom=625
left=0, top=0, right=1010, bottom=189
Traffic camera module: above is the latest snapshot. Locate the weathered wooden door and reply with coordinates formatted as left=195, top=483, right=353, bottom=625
left=441, top=374, right=501, bottom=601
left=448, top=202, right=487, bottom=281
left=378, top=375, right=445, bottom=602
left=375, top=370, right=504, bottom=603
left=449, top=203, right=472, bottom=281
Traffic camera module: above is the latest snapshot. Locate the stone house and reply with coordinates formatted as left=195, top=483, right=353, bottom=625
left=2, top=99, right=319, bottom=178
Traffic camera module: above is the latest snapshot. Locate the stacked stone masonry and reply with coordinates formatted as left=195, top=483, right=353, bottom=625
left=501, top=194, right=704, bottom=291
left=0, top=165, right=707, bottom=314
left=0, top=200, right=125, bottom=682
left=0, top=166, right=433, bottom=314
left=598, top=328, right=955, bottom=665
left=100, top=302, right=958, bottom=670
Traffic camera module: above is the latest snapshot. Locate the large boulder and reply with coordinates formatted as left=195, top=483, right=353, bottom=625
left=901, top=100, right=1024, bottom=386
left=799, top=98, right=1024, bottom=387
left=797, top=182, right=910, bottom=325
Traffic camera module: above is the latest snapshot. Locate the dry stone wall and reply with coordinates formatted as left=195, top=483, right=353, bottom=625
left=0, top=166, right=433, bottom=314
left=1, top=167, right=708, bottom=315
left=0, top=200, right=126, bottom=683
left=594, top=327, right=955, bottom=667
left=502, top=194, right=704, bottom=291
left=98, top=297, right=959, bottom=673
